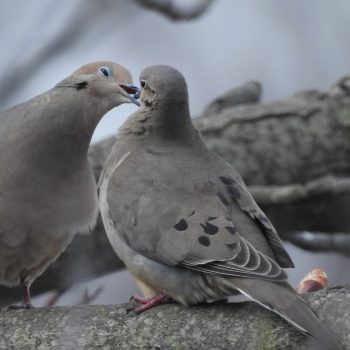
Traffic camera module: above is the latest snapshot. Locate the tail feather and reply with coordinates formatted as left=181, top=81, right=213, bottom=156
left=229, top=278, right=342, bottom=350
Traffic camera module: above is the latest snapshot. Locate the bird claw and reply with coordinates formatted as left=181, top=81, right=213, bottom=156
left=7, top=303, right=34, bottom=310
left=130, top=295, right=149, bottom=304
left=132, top=294, right=173, bottom=313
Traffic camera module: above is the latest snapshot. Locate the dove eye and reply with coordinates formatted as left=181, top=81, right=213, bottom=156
left=98, top=66, right=113, bottom=79
left=140, top=80, right=147, bottom=88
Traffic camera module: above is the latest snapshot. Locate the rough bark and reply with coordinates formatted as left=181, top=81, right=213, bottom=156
left=2, top=76, right=350, bottom=305
left=0, top=286, right=349, bottom=350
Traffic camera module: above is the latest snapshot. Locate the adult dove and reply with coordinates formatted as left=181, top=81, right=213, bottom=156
left=99, top=65, right=342, bottom=349
left=0, top=61, right=139, bottom=308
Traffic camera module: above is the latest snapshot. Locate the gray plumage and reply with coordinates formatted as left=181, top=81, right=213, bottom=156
left=0, top=61, right=138, bottom=307
left=99, top=65, right=342, bottom=349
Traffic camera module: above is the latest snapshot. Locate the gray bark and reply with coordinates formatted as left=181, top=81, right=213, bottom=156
left=202, top=80, right=262, bottom=116
left=1, top=76, right=350, bottom=305
left=0, top=286, right=349, bottom=350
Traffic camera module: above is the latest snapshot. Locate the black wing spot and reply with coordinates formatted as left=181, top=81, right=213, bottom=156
left=217, top=191, right=230, bottom=206
left=219, top=176, right=234, bottom=185
left=198, top=236, right=210, bottom=247
left=200, top=222, right=219, bottom=235
left=187, top=210, right=195, bottom=217
left=208, top=216, right=218, bottom=221
left=228, top=186, right=241, bottom=199
left=174, top=219, right=188, bottom=231
left=225, top=226, right=236, bottom=234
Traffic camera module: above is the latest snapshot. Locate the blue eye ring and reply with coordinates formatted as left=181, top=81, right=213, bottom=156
left=98, top=66, right=113, bottom=79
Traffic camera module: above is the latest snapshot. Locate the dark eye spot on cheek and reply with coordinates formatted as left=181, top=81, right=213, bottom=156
left=198, top=236, right=210, bottom=247
left=76, top=81, right=88, bottom=90
left=174, top=219, right=188, bottom=231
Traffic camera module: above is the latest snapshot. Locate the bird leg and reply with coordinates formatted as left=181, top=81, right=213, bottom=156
left=130, top=295, right=149, bottom=304
left=8, top=277, right=34, bottom=310
left=131, top=294, right=174, bottom=313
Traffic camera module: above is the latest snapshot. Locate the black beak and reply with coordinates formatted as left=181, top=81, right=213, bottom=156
left=119, top=84, right=141, bottom=98
left=119, top=83, right=141, bottom=106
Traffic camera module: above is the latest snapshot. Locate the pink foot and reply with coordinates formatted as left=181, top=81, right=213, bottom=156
left=130, top=295, right=149, bottom=305
left=7, top=303, right=34, bottom=310
left=131, top=294, right=173, bottom=313
left=7, top=277, right=34, bottom=310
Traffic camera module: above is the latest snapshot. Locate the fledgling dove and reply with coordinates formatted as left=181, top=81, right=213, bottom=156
left=0, top=61, right=139, bottom=309
left=99, top=65, right=342, bottom=349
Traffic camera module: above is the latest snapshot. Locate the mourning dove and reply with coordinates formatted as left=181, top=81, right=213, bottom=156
left=99, top=65, right=341, bottom=349
left=0, top=61, right=139, bottom=309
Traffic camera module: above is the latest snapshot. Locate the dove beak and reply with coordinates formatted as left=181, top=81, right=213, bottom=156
left=119, top=84, right=141, bottom=106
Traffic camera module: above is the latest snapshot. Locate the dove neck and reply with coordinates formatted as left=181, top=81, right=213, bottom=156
left=122, top=101, right=197, bottom=145
left=22, top=88, right=109, bottom=167
left=50, top=87, right=108, bottom=154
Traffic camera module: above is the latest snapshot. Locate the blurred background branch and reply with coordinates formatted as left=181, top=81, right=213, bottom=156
left=133, top=0, right=215, bottom=20
left=285, top=231, right=350, bottom=256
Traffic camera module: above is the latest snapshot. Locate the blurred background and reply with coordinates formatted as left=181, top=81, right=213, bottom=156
left=1, top=0, right=350, bottom=306
left=2, top=0, right=350, bottom=141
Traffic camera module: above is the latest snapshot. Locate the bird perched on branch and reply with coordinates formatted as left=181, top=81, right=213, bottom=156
left=99, top=65, right=342, bottom=349
left=0, top=61, right=139, bottom=308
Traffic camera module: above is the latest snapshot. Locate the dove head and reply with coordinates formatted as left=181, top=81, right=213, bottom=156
left=57, top=61, right=140, bottom=113
left=139, top=65, right=189, bottom=111
left=120, top=65, right=198, bottom=143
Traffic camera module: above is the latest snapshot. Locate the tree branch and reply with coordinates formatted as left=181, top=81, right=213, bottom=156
left=0, top=286, right=348, bottom=349
left=202, top=80, right=262, bottom=116
left=250, top=176, right=350, bottom=205
left=284, top=231, right=350, bottom=256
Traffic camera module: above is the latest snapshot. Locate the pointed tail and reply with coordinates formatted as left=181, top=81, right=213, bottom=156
left=229, top=278, right=342, bottom=350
